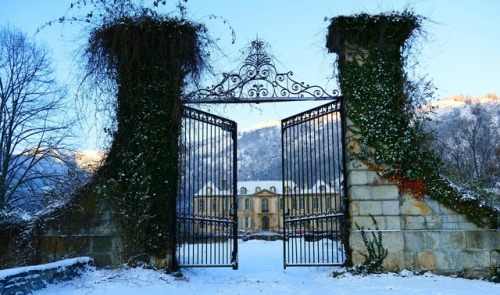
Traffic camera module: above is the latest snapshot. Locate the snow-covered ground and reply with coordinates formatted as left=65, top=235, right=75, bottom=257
left=33, top=240, right=498, bottom=295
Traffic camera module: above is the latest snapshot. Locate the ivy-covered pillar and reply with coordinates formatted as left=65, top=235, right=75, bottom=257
left=89, top=17, right=205, bottom=270
left=326, top=12, right=421, bottom=270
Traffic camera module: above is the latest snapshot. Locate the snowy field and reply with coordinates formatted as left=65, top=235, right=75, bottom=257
left=34, top=240, right=498, bottom=295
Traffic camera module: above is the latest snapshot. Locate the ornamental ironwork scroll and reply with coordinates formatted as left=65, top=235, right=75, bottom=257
left=184, top=39, right=341, bottom=103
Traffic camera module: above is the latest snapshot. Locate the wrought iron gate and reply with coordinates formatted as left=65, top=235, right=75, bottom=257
left=176, top=106, right=238, bottom=269
left=281, top=100, right=346, bottom=268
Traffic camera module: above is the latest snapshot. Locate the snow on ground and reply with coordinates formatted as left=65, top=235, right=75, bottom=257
left=34, top=240, right=498, bottom=295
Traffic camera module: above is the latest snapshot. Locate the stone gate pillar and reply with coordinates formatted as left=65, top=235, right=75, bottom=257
left=326, top=13, right=419, bottom=269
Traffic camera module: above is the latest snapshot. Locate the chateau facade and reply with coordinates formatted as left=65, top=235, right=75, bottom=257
left=193, top=180, right=341, bottom=233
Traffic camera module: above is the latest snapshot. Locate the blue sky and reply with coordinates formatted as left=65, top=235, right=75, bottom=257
left=1, top=0, right=499, bottom=150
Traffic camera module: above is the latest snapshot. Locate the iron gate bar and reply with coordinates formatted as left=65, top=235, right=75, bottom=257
left=281, top=100, right=346, bottom=268
left=286, top=212, right=344, bottom=222
left=177, top=106, right=238, bottom=270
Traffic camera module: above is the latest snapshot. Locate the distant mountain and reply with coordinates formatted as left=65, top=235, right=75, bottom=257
left=4, top=150, right=102, bottom=213
left=237, top=123, right=282, bottom=181
left=428, top=94, right=500, bottom=120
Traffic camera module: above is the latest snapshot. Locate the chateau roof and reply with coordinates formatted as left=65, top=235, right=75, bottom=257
left=194, top=179, right=341, bottom=196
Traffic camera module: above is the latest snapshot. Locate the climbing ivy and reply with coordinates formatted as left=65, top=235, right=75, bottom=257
left=87, top=15, right=207, bottom=268
left=327, top=11, right=498, bottom=228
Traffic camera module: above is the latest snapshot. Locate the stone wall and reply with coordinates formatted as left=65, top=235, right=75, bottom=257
left=0, top=189, right=123, bottom=269
left=0, top=257, right=92, bottom=295
left=34, top=192, right=122, bottom=268
left=347, top=160, right=499, bottom=278
left=327, top=12, right=499, bottom=279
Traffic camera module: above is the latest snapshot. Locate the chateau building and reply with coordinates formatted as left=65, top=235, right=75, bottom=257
left=193, top=180, right=341, bottom=233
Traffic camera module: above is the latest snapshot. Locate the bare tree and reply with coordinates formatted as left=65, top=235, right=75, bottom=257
left=431, top=104, right=500, bottom=188
left=0, top=25, right=75, bottom=212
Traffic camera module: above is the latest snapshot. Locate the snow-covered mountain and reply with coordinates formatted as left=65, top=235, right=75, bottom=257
left=3, top=150, right=102, bottom=213
left=237, top=123, right=282, bottom=181
left=428, top=94, right=500, bottom=121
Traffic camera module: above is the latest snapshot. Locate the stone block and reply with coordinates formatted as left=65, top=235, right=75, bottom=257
left=384, top=216, right=402, bottom=230
left=382, top=231, right=404, bottom=251
left=402, top=196, right=433, bottom=216
left=371, top=184, right=399, bottom=201
left=39, top=236, right=65, bottom=256
left=351, top=251, right=365, bottom=266
left=348, top=186, right=372, bottom=201
left=442, top=214, right=459, bottom=223
left=349, top=201, right=360, bottom=216
left=381, top=200, right=400, bottom=215
left=442, top=231, right=466, bottom=249
left=29, top=276, right=47, bottom=291
left=466, top=231, right=484, bottom=249
left=403, top=216, right=427, bottom=230
left=423, top=215, right=442, bottom=230
left=424, top=232, right=442, bottom=249
left=358, top=201, right=382, bottom=215
left=459, top=222, right=480, bottom=231
left=92, top=236, right=114, bottom=253
left=492, top=250, right=499, bottom=267
left=349, top=231, right=367, bottom=264
left=424, top=198, right=443, bottom=214
left=351, top=216, right=384, bottom=230
left=459, top=250, right=491, bottom=269
left=350, top=231, right=404, bottom=269
left=65, top=236, right=91, bottom=254
left=347, top=170, right=380, bottom=186
left=403, top=231, right=425, bottom=251
left=442, top=222, right=462, bottom=230
left=39, top=268, right=56, bottom=284
left=383, top=251, right=404, bottom=270
left=444, top=251, right=460, bottom=270
left=433, top=251, right=451, bottom=270
left=416, top=251, right=436, bottom=270
left=403, top=251, right=416, bottom=269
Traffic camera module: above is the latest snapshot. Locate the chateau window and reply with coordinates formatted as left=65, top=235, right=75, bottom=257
left=312, top=198, right=319, bottom=210
left=291, top=198, right=297, bottom=209
left=279, top=197, right=283, bottom=210
left=299, top=198, right=305, bottom=210
left=270, top=186, right=276, bottom=192
left=262, top=198, right=269, bottom=213
left=211, top=199, right=217, bottom=211
left=245, top=217, right=249, bottom=228
left=244, top=198, right=250, bottom=210
left=294, top=186, right=300, bottom=193
left=325, top=198, right=331, bottom=210
left=240, top=187, right=247, bottom=194
left=206, top=187, right=212, bottom=194
left=284, top=186, right=291, bottom=193
left=198, top=199, right=205, bottom=211
left=319, top=185, right=326, bottom=192
left=255, top=186, right=261, bottom=193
